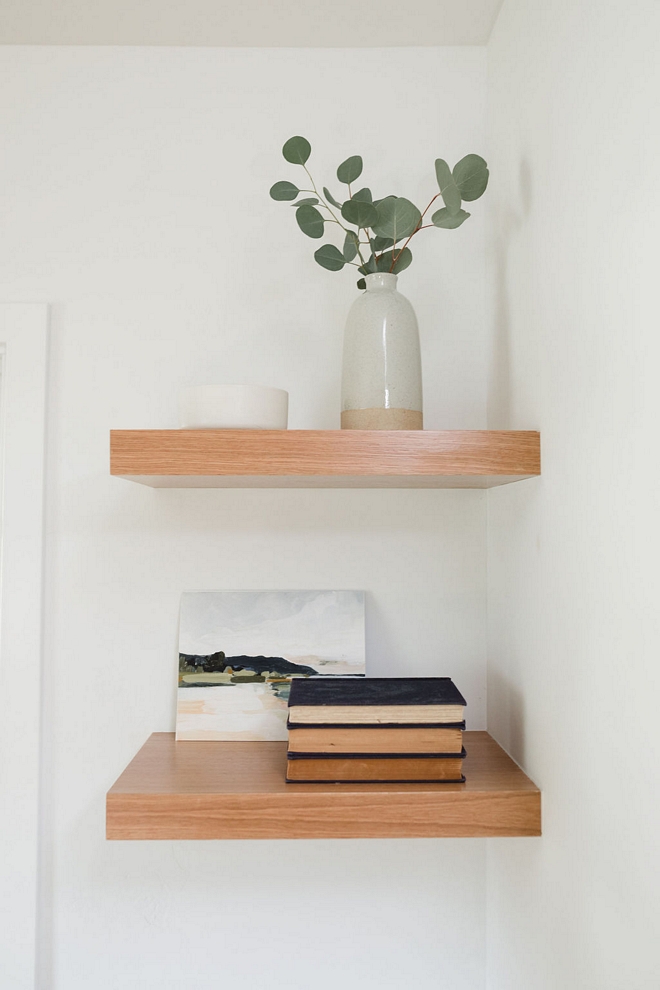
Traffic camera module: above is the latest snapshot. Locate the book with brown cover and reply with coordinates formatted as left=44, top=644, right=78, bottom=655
left=287, top=724, right=464, bottom=754
left=286, top=749, right=466, bottom=783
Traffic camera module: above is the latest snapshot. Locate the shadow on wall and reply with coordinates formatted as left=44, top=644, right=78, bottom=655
left=488, top=667, right=526, bottom=765
left=490, top=159, right=532, bottom=428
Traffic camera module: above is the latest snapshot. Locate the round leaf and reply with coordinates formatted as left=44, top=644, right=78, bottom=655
left=296, top=204, right=325, bottom=238
left=343, top=231, right=359, bottom=262
left=356, top=278, right=367, bottom=290
left=314, top=244, right=345, bottom=272
left=270, top=180, right=299, bottom=201
left=435, top=159, right=462, bottom=216
left=341, top=199, right=378, bottom=229
left=337, top=155, right=363, bottom=184
left=391, top=247, right=413, bottom=274
left=351, top=187, right=372, bottom=203
left=453, top=154, right=489, bottom=201
left=291, top=197, right=318, bottom=207
left=323, top=186, right=343, bottom=209
left=371, top=247, right=413, bottom=274
left=432, top=207, right=471, bottom=229
left=373, top=234, right=394, bottom=252
left=357, top=256, right=377, bottom=275
left=282, top=136, right=311, bottom=165
left=372, top=197, right=421, bottom=241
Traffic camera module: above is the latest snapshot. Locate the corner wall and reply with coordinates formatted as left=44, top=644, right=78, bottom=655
left=0, top=47, right=489, bottom=989
left=486, top=2, right=660, bottom=986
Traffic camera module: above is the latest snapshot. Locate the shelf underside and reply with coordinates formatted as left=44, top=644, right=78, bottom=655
left=106, top=732, right=541, bottom=840
left=110, top=429, right=541, bottom=489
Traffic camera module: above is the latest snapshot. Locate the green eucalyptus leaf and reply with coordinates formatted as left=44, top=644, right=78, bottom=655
left=360, top=247, right=413, bottom=276
left=432, top=207, right=471, bottom=228
left=453, top=154, right=489, bottom=201
left=314, top=244, right=346, bottom=272
left=376, top=248, right=404, bottom=274
left=371, top=196, right=395, bottom=232
left=295, top=204, right=325, bottom=239
left=337, top=155, right=363, bottom=184
left=351, top=187, right=372, bottom=203
left=435, top=159, right=462, bottom=216
left=341, top=198, right=378, bottom=229
left=356, top=278, right=367, bottom=291
left=270, top=180, right=299, bottom=201
left=323, top=186, right=343, bottom=209
left=343, top=231, right=359, bottom=262
left=372, top=235, right=395, bottom=252
left=372, top=197, right=421, bottom=241
left=391, top=247, right=413, bottom=273
left=357, top=256, right=375, bottom=275
left=291, top=197, right=318, bottom=207
left=283, top=136, right=311, bottom=165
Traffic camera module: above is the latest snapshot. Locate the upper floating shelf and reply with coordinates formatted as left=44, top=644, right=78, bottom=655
left=110, top=429, right=540, bottom=489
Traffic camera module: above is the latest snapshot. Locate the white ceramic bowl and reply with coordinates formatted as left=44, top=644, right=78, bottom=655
left=178, top=385, right=289, bottom=430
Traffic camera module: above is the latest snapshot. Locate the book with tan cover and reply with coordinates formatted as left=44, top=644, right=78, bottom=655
left=287, top=724, right=464, bottom=754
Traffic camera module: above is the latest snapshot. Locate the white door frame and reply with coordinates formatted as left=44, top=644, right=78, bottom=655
left=0, top=304, right=48, bottom=990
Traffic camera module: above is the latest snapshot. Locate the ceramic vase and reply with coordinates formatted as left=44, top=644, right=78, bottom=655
left=340, top=273, right=423, bottom=430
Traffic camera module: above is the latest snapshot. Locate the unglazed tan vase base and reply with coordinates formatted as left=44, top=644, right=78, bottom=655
left=341, top=408, right=423, bottom=430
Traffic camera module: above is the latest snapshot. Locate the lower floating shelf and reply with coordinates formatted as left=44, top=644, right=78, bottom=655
left=106, top=731, right=541, bottom=840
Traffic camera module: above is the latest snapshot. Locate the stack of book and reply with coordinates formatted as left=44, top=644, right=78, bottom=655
left=286, top=677, right=467, bottom=782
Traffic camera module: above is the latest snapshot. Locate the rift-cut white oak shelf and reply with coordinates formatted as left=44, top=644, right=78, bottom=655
left=106, top=732, right=541, bottom=840
left=110, top=429, right=540, bottom=488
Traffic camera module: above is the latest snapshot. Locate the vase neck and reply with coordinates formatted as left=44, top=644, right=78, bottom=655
left=365, top=273, right=398, bottom=292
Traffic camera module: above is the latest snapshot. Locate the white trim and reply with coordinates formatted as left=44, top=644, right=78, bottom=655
left=0, top=304, right=48, bottom=990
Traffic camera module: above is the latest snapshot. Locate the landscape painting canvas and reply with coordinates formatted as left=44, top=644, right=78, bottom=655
left=176, top=590, right=365, bottom=741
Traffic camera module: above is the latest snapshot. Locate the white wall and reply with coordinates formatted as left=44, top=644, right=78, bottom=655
left=0, top=48, right=490, bottom=989
left=0, top=0, right=504, bottom=46
left=486, top=2, right=660, bottom=987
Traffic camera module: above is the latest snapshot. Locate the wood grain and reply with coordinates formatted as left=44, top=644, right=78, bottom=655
left=110, top=430, right=540, bottom=489
left=106, top=732, right=541, bottom=839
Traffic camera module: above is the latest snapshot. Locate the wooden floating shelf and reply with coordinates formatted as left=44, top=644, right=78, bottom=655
left=106, top=731, right=541, bottom=840
left=110, top=429, right=540, bottom=489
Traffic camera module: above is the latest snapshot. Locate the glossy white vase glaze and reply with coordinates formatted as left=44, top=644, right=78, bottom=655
left=341, top=272, right=423, bottom=430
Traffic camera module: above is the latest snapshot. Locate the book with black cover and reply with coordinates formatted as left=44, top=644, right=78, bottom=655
left=288, top=676, right=467, bottom=725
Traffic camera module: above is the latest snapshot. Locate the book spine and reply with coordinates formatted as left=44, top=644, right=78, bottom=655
left=287, top=747, right=467, bottom=761
left=286, top=775, right=467, bottom=784
left=287, top=719, right=466, bottom=729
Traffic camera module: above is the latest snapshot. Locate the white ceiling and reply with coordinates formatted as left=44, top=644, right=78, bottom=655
left=0, top=0, right=504, bottom=46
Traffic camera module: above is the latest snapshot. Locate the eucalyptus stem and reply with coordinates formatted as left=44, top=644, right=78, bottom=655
left=303, top=165, right=345, bottom=228
left=271, top=137, right=488, bottom=284
left=302, top=164, right=367, bottom=266
left=389, top=192, right=442, bottom=271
